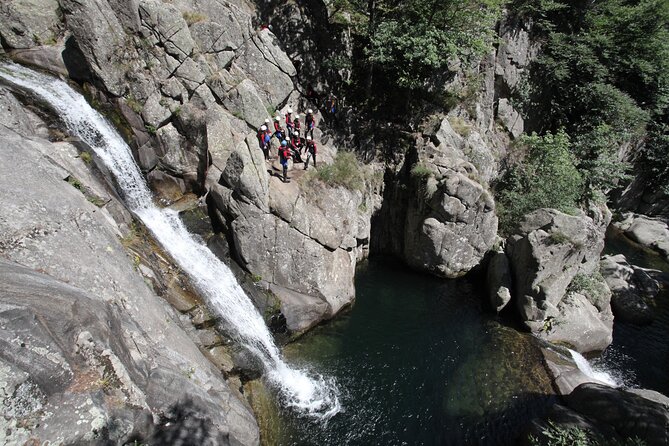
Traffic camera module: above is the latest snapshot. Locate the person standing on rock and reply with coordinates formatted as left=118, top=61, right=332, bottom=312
left=257, top=124, right=270, bottom=160
left=304, top=135, right=317, bottom=170
left=293, top=113, right=301, bottom=138
left=285, top=108, right=295, bottom=140
left=305, top=109, right=316, bottom=139
left=273, top=115, right=284, bottom=142
left=279, top=140, right=292, bottom=182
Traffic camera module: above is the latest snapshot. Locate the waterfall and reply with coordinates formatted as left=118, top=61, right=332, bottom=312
left=0, top=61, right=340, bottom=419
left=569, top=349, right=620, bottom=387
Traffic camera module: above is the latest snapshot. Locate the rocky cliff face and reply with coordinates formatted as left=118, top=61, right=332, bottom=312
left=0, top=104, right=258, bottom=445
left=1, top=0, right=383, bottom=334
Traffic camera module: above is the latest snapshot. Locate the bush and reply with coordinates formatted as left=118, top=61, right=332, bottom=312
left=496, top=130, right=583, bottom=233
left=311, top=151, right=365, bottom=191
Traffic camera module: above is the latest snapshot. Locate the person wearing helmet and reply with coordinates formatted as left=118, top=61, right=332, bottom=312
left=285, top=108, right=295, bottom=140
left=289, top=134, right=304, bottom=163
left=303, top=135, right=317, bottom=170
left=273, top=115, right=284, bottom=141
left=293, top=113, right=302, bottom=138
left=305, top=109, right=316, bottom=139
left=279, top=139, right=292, bottom=182
left=257, top=124, right=270, bottom=160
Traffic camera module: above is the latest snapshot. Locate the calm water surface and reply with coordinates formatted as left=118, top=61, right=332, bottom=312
left=274, top=260, right=556, bottom=446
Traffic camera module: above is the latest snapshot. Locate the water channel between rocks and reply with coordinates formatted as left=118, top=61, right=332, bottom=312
left=268, top=259, right=557, bottom=445
left=596, top=228, right=669, bottom=396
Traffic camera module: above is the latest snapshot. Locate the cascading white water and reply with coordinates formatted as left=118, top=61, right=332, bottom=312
left=569, top=349, right=620, bottom=387
left=0, top=61, right=340, bottom=419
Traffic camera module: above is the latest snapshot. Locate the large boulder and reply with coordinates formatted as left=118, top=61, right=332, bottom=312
left=615, top=213, right=669, bottom=261
left=404, top=166, right=498, bottom=278
left=506, top=207, right=613, bottom=352
left=601, top=254, right=658, bottom=325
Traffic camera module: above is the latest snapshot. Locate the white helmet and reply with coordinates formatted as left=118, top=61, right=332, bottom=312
left=308, top=109, right=313, bottom=114
left=265, top=118, right=270, bottom=123
left=261, top=125, right=267, bottom=131
left=294, top=114, right=300, bottom=119
left=287, top=108, right=293, bottom=114
left=306, top=135, right=312, bottom=141
left=275, top=116, right=281, bottom=121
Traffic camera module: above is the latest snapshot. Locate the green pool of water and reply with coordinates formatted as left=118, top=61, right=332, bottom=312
left=272, top=260, right=556, bottom=445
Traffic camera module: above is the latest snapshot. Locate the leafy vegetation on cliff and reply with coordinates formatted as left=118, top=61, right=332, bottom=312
left=326, top=0, right=503, bottom=103
left=497, top=0, right=669, bottom=230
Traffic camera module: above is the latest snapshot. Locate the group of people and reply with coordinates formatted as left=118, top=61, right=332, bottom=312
left=257, top=108, right=318, bottom=183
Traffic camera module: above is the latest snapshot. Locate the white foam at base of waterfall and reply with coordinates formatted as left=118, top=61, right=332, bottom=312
left=569, top=349, right=620, bottom=387
left=0, top=61, right=341, bottom=420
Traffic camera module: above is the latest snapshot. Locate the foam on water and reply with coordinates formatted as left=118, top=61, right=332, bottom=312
left=0, top=61, right=340, bottom=419
left=569, top=349, right=620, bottom=387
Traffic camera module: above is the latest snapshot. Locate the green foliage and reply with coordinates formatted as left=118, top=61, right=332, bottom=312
left=366, top=0, right=504, bottom=89
left=310, top=151, right=365, bottom=190
left=410, top=163, right=432, bottom=180
left=528, top=421, right=647, bottom=446
left=67, top=176, right=83, bottom=191
left=546, top=231, right=571, bottom=246
left=514, top=0, right=669, bottom=194
left=569, top=272, right=607, bottom=305
left=125, top=95, right=143, bottom=114
left=79, top=151, right=92, bottom=164
left=496, top=131, right=583, bottom=233
left=182, top=11, right=207, bottom=26
left=145, top=124, right=157, bottom=135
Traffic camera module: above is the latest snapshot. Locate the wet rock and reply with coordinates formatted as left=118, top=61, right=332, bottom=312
left=9, top=44, right=68, bottom=77
left=148, top=169, right=186, bottom=203
left=269, top=284, right=329, bottom=335
left=565, top=383, right=669, bottom=445
left=0, top=124, right=259, bottom=445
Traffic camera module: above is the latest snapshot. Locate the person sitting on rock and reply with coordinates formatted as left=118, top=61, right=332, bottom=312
left=273, top=115, right=284, bottom=141
left=293, top=113, right=301, bottom=138
left=290, top=134, right=304, bottom=163
left=279, top=140, right=292, bottom=182
left=257, top=124, right=270, bottom=160
left=305, top=109, right=316, bottom=139
left=304, top=135, right=317, bottom=170
left=285, top=108, right=294, bottom=139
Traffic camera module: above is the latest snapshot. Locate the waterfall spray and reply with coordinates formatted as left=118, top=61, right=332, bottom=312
left=0, top=61, right=340, bottom=419
left=569, top=349, right=620, bottom=387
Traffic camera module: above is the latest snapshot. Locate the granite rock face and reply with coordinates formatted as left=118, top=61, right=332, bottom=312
left=0, top=121, right=258, bottom=445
